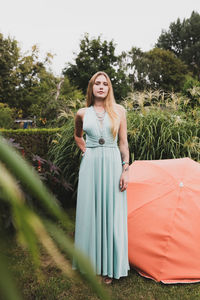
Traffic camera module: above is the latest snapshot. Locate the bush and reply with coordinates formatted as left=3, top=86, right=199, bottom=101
left=0, top=129, right=73, bottom=228
left=0, top=103, right=15, bottom=129
left=0, top=128, right=61, bottom=161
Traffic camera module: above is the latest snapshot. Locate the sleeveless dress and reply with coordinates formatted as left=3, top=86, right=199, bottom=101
left=73, top=105, right=130, bottom=279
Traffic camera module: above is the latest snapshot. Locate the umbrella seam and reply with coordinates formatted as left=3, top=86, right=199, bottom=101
left=158, top=186, right=182, bottom=281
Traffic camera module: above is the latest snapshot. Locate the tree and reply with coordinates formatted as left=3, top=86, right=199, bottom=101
left=0, top=33, right=20, bottom=106
left=156, top=11, right=200, bottom=79
left=38, top=76, right=84, bottom=127
left=0, top=34, right=57, bottom=116
left=127, top=47, right=188, bottom=91
left=14, top=45, right=58, bottom=117
left=145, top=48, right=188, bottom=91
left=125, top=47, right=150, bottom=90
left=0, top=34, right=83, bottom=124
left=63, top=33, right=130, bottom=101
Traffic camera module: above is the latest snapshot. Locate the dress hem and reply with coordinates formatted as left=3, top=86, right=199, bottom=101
left=72, top=266, right=130, bottom=280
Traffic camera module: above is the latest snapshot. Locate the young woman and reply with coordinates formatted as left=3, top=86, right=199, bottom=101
left=73, top=71, right=130, bottom=284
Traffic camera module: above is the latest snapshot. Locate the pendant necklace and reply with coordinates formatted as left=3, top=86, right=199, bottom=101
left=93, top=106, right=106, bottom=145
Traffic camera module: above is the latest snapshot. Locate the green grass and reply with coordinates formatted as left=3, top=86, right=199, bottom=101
left=7, top=243, right=200, bottom=300
left=5, top=208, right=200, bottom=300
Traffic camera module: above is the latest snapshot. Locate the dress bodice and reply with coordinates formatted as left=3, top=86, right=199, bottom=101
left=83, top=106, right=118, bottom=148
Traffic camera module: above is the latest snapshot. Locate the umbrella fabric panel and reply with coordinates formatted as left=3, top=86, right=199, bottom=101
left=128, top=160, right=183, bottom=213
left=159, top=188, right=200, bottom=283
left=128, top=190, right=180, bottom=282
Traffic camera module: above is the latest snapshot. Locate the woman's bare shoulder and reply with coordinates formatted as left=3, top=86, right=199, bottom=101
left=76, top=107, right=87, bottom=120
left=114, top=104, right=126, bottom=116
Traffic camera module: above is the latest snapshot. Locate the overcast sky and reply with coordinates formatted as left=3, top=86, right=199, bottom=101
left=1, top=0, right=200, bottom=76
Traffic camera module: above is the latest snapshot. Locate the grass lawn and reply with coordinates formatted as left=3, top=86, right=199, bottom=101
left=4, top=208, right=200, bottom=300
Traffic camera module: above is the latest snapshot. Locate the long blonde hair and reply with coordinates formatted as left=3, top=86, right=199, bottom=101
left=86, top=71, right=120, bottom=139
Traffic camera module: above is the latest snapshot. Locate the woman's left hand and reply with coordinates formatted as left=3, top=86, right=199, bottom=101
left=119, top=172, right=129, bottom=192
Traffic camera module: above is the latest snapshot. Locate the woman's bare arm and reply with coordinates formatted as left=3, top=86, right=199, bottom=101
left=118, top=105, right=129, bottom=172
left=74, top=108, right=86, bottom=153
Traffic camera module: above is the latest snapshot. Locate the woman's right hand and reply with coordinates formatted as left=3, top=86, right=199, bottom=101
left=81, top=149, right=86, bottom=156
left=81, top=147, right=86, bottom=156
left=74, top=108, right=87, bottom=155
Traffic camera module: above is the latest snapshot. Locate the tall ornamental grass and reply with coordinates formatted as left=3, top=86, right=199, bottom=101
left=48, top=117, right=82, bottom=200
left=127, top=108, right=200, bottom=161
left=48, top=98, right=200, bottom=201
left=122, top=89, right=200, bottom=161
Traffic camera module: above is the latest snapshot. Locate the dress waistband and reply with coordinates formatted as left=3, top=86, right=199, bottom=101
left=86, top=136, right=118, bottom=148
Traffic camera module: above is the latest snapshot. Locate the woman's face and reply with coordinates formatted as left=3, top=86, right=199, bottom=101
left=92, top=75, right=109, bottom=100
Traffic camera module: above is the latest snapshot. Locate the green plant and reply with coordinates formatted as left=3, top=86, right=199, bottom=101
left=48, top=117, right=81, bottom=201
left=0, top=103, right=15, bottom=129
left=48, top=95, right=200, bottom=204
left=0, top=135, right=110, bottom=300
left=0, top=128, right=61, bottom=161
left=127, top=109, right=200, bottom=162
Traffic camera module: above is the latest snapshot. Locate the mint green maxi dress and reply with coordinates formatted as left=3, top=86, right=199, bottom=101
left=74, top=105, right=130, bottom=279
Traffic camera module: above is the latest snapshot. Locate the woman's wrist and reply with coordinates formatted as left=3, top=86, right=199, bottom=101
left=122, top=160, right=129, bottom=172
left=122, top=161, right=129, bottom=166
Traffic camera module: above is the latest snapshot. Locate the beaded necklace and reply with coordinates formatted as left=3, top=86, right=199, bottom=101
left=93, top=106, right=106, bottom=145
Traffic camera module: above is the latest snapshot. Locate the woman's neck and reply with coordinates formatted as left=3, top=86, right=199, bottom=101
left=93, top=99, right=105, bottom=108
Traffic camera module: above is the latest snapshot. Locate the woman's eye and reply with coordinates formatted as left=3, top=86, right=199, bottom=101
left=94, top=82, right=108, bottom=86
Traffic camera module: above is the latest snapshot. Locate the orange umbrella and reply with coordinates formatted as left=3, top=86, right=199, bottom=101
left=127, top=158, right=200, bottom=283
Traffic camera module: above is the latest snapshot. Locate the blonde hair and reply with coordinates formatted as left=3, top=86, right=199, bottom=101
left=86, top=71, right=120, bottom=139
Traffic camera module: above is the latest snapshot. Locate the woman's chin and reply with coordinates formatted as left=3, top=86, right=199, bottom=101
left=94, top=95, right=107, bottom=101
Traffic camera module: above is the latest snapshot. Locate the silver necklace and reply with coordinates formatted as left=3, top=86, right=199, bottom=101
left=93, top=106, right=106, bottom=145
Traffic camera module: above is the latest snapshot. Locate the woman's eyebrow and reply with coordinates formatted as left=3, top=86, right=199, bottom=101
left=95, top=80, right=108, bottom=84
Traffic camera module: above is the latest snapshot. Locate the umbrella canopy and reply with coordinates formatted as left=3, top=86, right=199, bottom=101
left=127, top=158, right=200, bottom=283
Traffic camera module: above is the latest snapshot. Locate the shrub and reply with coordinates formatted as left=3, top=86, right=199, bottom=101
left=0, top=103, right=15, bottom=129
left=0, top=128, right=61, bottom=161
left=0, top=132, right=72, bottom=230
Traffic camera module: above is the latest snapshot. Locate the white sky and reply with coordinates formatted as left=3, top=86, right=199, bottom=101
left=1, top=0, right=200, bottom=76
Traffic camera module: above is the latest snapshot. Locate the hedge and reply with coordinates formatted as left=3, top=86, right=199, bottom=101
left=0, top=128, right=61, bottom=161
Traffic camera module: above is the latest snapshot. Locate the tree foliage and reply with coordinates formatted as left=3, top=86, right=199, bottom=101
left=126, top=47, right=188, bottom=91
left=0, top=103, right=14, bottom=129
left=156, top=11, right=200, bottom=79
left=0, top=33, right=83, bottom=126
left=40, top=76, right=84, bottom=127
left=1, top=18, right=199, bottom=123
left=0, top=33, right=20, bottom=106
left=146, top=48, right=188, bottom=91
left=17, top=47, right=57, bottom=117
left=63, top=33, right=130, bottom=101
left=0, top=34, right=57, bottom=116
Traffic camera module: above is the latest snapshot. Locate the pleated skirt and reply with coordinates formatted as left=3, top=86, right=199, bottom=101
left=73, top=146, right=130, bottom=279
